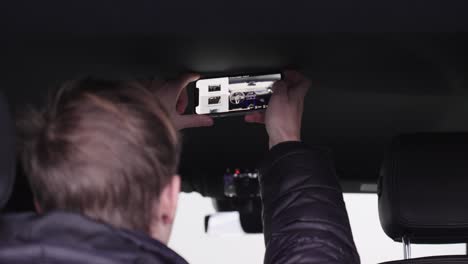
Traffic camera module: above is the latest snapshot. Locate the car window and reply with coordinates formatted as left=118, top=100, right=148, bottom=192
left=170, top=193, right=465, bottom=264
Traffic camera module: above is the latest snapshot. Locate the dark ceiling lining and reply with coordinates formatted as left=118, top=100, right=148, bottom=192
left=2, top=0, right=468, bottom=33
left=3, top=34, right=466, bottom=92
left=2, top=33, right=468, bottom=196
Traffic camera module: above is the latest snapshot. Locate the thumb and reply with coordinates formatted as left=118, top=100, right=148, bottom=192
left=169, top=73, right=201, bottom=97
left=175, top=114, right=214, bottom=130
left=270, top=80, right=288, bottom=103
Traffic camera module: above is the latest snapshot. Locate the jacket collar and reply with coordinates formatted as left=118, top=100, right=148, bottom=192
left=0, top=211, right=189, bottom=264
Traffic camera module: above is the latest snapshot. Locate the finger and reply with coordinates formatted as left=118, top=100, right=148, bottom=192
left=176, top=88, right=189, bottom=114
left=170, top=73, right=201, bottom=97
left=272, top=80, right=287, bottom=94
left=244, top=111, right=265, bottom=124
left=270, top=80, right=288, bottom=103
left=283, top=70, right=303, bottom=85
left=284, top=70, right=310, bottom=98
left=175, top=114, right=214, bottom=130
left=160, top=74, right=199, bottom=109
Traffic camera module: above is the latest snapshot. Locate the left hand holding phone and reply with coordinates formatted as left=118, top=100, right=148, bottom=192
left=148, top=74, right=214, bottom=130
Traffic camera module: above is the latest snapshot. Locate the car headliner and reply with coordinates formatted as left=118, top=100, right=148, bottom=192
left=2, top=1, right=468, bottom=196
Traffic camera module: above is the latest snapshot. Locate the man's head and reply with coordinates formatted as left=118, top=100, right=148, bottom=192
left=18, top=79, right=181, bottom=243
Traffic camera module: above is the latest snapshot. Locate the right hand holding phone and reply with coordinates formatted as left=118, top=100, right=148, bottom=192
left=244, top=71, right=311, bottom=149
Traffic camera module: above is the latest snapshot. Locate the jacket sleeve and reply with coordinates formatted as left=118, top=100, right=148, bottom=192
left=259, top=141, right=360, bottom=264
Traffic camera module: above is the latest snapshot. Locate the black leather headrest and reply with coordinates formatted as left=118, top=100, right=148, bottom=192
left=379, top=133, right=468, bottom=244
left=0, top=93, right=15, bottom=210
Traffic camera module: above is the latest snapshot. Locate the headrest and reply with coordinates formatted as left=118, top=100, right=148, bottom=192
left=0, top=93, right=15, bottom=209
left=379, top=133, right=468, bottom=244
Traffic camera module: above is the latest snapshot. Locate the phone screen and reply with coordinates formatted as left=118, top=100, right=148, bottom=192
left=195, top=73, right=281, bottom=116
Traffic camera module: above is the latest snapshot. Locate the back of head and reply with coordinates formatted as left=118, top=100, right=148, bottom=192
left=18, top=79, right=180, bottom=233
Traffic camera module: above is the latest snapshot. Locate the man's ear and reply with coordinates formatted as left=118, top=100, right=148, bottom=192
left=150, top=175, right=181, bottom=243
left=158, top=175, right=181, bottom=226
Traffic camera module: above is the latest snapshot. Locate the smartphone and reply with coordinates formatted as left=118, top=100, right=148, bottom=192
left=194, top=73, right=282, bottom=117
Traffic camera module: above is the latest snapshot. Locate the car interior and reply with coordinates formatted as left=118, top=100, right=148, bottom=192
left=378, top=133, right=468, bottom=263
left=1, top=1, right=468, bottom=263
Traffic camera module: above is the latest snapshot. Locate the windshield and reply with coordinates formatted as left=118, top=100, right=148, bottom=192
left=170, top=193, right=466, bottom=263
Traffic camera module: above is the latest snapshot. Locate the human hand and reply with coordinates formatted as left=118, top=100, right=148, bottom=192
left=149, top=74, right=214, bottom=130
left=244, top=71, right=310, bottom=149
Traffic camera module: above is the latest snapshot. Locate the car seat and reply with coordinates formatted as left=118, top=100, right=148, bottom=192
left=378, top=133, right=468, bottom=263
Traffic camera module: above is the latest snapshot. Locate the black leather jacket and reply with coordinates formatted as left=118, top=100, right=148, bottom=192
left=0, top=142, right=359, bottom=263
left=259, top=142, right=360, bottom=263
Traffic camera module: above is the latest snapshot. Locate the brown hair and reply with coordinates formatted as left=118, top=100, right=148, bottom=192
left=18, top=79, right=180, bottom=232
